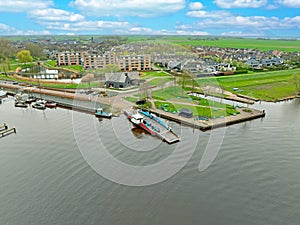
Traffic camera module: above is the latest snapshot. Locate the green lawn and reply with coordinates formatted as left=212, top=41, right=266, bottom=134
left=152, top=86, right=186, bottom=101
left=44, top=60, right=57, bottom=67
left=124, top=96, right=138, bottom=103
left=152, top=86, right=239, bottom=118
left=154, top=101, right=239, bottom=118
left=195, top=69, right=300, bottom=101
left=140, top=71, right=171, bottom=80
left=61, top=65, right=83, bottom=72
left=148, top=77, right=172, bottom=86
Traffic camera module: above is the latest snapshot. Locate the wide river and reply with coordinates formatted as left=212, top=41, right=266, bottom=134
left=0, top=96, right=299, bottom=225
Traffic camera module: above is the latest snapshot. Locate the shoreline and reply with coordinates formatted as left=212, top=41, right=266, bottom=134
left=0, top=82, right=267, bottom=131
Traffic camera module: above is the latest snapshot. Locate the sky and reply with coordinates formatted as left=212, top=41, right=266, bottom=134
left=0, top=0, right=299, bottom=37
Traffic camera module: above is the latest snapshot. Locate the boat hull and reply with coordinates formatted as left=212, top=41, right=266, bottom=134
left=124, top=109, right=180, bottom=144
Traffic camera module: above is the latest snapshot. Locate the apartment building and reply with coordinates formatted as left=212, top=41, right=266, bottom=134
left=56, top=51, right=152, bottom=71
left=83, top=52, right=116, bottom=69
left=56, top=51, right=85, bottom=66
left=117, top=55, right=151, bottom=71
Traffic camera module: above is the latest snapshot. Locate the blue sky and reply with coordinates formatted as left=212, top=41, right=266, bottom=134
left=0, top=0, right=299, bottom=37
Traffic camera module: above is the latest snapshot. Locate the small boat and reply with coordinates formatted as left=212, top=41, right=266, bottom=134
left=15, top=101, right=28, bottom=108
left=25, top=96, right=37, bottom=104
left=36, top=99, right=47, bottom=104
left=0, top=90, right=7, bottom=98
left=95, top=108, right=112, bottom=118
left=124, top=108, right=180, bottom=144
left=32, top=102, right=46, bottom=110
left=45, top=101, right=57, bottom=108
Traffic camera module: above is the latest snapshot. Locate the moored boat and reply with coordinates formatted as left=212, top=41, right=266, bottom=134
left=45, top=100, right=57, bottom=108
left=95, top=108, right=112, bottom=118
left=15, top=101, right=28, bottom=108
left=0, top=90, right=7, bottom=98
left=124, top=108, right=180, bottom=144
left=32, top=102, right=46, bottom=110
left=25, top=96, right=37, bottom=104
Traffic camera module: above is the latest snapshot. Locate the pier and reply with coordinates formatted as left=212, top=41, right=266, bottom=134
left=146, top=107, right=266, bottom=131
left=0, top=123, right=17, bottom=138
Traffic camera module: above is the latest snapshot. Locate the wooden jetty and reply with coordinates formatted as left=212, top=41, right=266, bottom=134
left=56, top=102, right=95, bottom=114
left=0, top=123, right=16, bottom=137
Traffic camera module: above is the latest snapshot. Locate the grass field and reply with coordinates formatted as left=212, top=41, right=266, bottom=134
left=154, top=100, right=239, bottom=118
left=140, top=71, right=171, bottom=80
left=194, top=69, right=300, bottom=101
left=152, top=86, right=239, bottom=118
left=148, top=78, right=172, bottom=86
left=158, top=36, right=300, bottom=52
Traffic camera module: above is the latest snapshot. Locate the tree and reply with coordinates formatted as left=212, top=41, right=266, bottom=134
left=139, top=81, right=150, bottom=101
left=292, top=74, right=300, bottom=95
left=0, top=39, right=17, bottom=60
left=70, top=73, right=77, bottom=80
left=103, top=64, right=120, bottom=73
left=17, top=50, right=33, bottom=65
left=25, top=43, right=46, bottom=60
left=82, top=73, right=94, bottom=88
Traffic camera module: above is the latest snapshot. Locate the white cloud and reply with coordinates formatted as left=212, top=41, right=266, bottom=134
left=70, top=0, right=186, bottom=17
left=189, top=2, right=204, bottom=10
left=186, top=10, right=232, bottom=18
left=0, top=0, right=53, bottom=12
left=175, top=30, right=210, bottom=35
left=43, top=20, right=130, bottom=31
left=214, top=0, right=267, bottom=8
left=276, top=0, right=300, bottom=7
left=0, top=23, right=15, bottom=33
left=265, top=4, right=279, bottom=9
left=129, top=27, right=153, bottom=33
left=221, top=31, right=265, bottom=37
left=0, top=23, right=51, bottom=35
left=179, top=14, right=300, bottom=33
left=29, top=9, right=85, bottom=22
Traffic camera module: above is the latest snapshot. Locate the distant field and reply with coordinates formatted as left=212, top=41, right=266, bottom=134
left=126, top=36, right=300, bottom=52
left=159, top=36, right=300, bottom=52
left=3, top=35, right=299, bottom=52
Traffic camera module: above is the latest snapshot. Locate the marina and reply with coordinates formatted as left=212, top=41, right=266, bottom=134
left=0, top=81, right=267, bottom=134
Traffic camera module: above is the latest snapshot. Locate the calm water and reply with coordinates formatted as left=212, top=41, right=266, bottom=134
left=0, top=96, right=300, bottom=225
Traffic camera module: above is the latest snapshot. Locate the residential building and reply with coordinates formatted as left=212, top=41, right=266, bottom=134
left=56, top=51, right=85, bottom=66
left=83, top=52, right=116, bottom=69
left=117, top=55, right=151, bottom=71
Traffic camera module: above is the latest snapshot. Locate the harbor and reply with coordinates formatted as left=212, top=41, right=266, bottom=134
left=0, top=81, right=267, bottom=136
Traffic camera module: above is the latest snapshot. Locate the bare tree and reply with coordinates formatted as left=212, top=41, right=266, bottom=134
left=82, top=73, right=94, bottom=88
left=292, top=73, right=300, bottom=95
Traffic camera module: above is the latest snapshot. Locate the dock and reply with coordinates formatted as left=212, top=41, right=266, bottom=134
left=0, top=123, right=17, bottom=137
left=146, top=107, right=266, bottom=131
